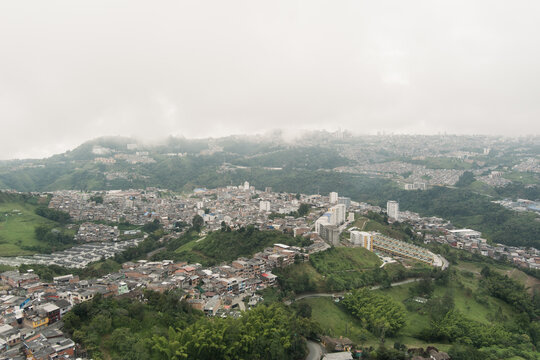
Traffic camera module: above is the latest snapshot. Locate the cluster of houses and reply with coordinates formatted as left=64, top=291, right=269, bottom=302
left=73, top=222, right=120, bottom=243
left=46, top=185, right=359, bottom=235
left=0, top=239, right=142, bottom=268
left=0, top=236, right=330, bottom=359
left=400, top=211, right=540, bottom=270
left=0, top=271, right=77, bottom=359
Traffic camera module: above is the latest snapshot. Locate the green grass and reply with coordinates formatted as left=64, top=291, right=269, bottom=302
left=301, top=296, right=451, bottom=350
left=466, top=180, right=498, bottom=197
left=503, top=171, right=540, bottom=185
left=311, top=247, right=382, bottom=273
left=174, top=236, right=203, bottom=253
left=302, top=267, right=524, bottom=351
left=301, top=297, right=370, bottom=343
left=363, top=220, right=408, bottom=241
left=277, top=262, right=328, bottom=292
left=351, top=216, right=369, bottom=231
left=0, top=202, right=56, bottom=256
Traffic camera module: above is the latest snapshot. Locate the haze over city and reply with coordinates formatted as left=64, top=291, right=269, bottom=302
left=1, top=0, right=540, bottom=159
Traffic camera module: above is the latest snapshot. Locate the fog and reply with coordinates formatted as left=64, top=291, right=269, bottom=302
left=1, top=1, right=539, bottom=159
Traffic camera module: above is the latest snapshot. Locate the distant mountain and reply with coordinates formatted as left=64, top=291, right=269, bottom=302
left=0, top=134, right=352, bottom=192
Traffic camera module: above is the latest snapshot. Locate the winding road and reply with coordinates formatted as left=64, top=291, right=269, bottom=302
left=306, top=340, right=324, bottom=360
left=287, top=278, right=422, bottom=305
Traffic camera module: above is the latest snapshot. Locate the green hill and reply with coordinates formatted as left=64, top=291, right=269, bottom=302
left=151, top=228, right=310, bottom=266
left=0, top=193, right=74, bottom=256
left=300, top=259, right=540, bottom=359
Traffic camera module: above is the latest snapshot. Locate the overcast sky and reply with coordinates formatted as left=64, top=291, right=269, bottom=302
left=1, top=1, right=539, bottom=159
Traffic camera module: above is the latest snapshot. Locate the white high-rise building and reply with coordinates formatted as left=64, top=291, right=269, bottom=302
left=329, top=204, right=346, bottom=225
left=350, top=231, right=373, bottom=250
left=315, top=217, right=330, bottom=234
left=329, top=192, right=338, bottom=204
left=259, top=201, right=271, bottom=212
left=387, top=200, right=399, bottom=221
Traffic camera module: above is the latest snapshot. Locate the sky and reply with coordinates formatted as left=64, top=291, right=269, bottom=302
left=1, top=1, right=540, bottom=160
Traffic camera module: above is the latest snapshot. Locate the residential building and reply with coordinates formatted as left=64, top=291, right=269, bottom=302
left=387, top=200, right=399, bottom=221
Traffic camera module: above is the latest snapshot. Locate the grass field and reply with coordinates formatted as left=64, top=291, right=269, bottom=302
left=363, top=220, right=409, bottom=241
left=466, top=180, right=498, bottom=197
left=301, top=296, right=451, bottom=350
left=503, top=171, right=540, bottom=185
left=0, top=202, right=55, bottom=256
left=310, top=247, right=382, bottom=273
left=300, top=264, right=523, bottom=350
left=454, top=259, right=540, bottom=295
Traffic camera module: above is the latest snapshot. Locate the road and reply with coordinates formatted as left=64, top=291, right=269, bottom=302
left=306, top=340, right=324, bottom=360
left=287, top=278, right=422, bottom=304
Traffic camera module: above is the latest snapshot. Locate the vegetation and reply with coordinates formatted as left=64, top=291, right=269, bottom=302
left=63, top=290, right=203, bottom=359
left=174, top=227, right=308, bottom=266
left=341, top=288, right=406, bottom=338
left=34, top=206, right=71, bottom=223
left=455, top=171, right=476, bottom=188
left=275, top=247, right=431, bottom=294
left=18, top=260, right=122, bottom=281
left=63, top=291, right=317, bottom=360
left=479, top=266, right=538, bottom=319
left=302, top=262, right=540, bottom=358
left=389, top=186, right=540, bottom=247
left=32, top=224, right=76, bottom=251
left=142, top=219, right=162, bottom=233
left=232, top=146, right=351, bottom=170
left=0, top=192, right=74, bottom=256
left=153, top=303, right=316, bottom=360
left=268, top=203, right=311, bottom=220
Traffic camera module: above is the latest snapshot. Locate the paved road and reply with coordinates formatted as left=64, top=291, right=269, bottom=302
left=287, top=278, right=422, bottom=304
left=146, top=247, right=166, bottom=259
left=306, top=340, right=324, bottom=360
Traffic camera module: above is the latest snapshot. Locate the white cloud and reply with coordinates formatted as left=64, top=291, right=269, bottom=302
left=0, top=0, right=539, bottom=159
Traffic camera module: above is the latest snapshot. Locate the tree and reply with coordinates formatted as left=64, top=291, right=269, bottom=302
left=297, top=203, right=310, bottom=217
left=192, top=214, right=204, bottom=232
left=142, top=219, right=161, bottom=233
left=296, top=302, right=312, bottom=318
left=341, top=289, right=406, bottom=337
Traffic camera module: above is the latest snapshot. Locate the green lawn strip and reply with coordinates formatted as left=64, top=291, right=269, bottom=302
left=0, top=201, right=56, bottom=256
left=503, top=171, right=540, bottom=185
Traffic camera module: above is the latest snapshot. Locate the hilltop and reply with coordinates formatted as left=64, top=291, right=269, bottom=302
left=0, top=134, right=538, bottom=248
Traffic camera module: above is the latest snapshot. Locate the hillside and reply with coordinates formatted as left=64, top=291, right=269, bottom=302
left=300, top=258, right=540, bottom=359
left=151, top=228, right=310, bottom=266
left=0, top=193, right=76, bottom=256
left=0, top=136, right=539, bottom=248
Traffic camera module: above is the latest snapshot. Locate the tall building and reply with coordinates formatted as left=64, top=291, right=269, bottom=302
left=329, top=204, right=346, bottom=225
left=243, top=181, right=250, bottom=190
left=350, top=231, right=373, bottom=251
left=320, top=224, right=340, bottom=246
left=338, top=196, right=351, bottom=209
left=259, top=201, right=271, bottom=212
left=329, top=192, right=338, bottom=204
left=387, top=200, right=399, bottom=221
left=315, top=214, right=332, bottom=233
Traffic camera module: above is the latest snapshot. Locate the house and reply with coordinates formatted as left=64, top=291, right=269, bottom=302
left=323, top=352, right=353, bottom=360
left=321, top=336, right=354, bottom=352
left=37, top=303, right=61, bottom=324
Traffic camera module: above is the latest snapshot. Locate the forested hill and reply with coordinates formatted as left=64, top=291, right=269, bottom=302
left=1, top=136, right=539, bottom=248
left=0, top=136, right=351, bottom=192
